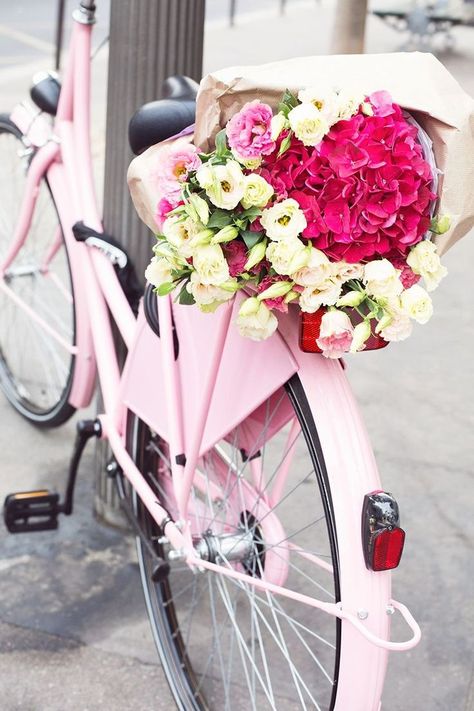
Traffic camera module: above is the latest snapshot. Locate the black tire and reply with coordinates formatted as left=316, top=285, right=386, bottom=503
left=0, top=115, right=76, bottom=427
left=125, top=374, right=341, bottom=711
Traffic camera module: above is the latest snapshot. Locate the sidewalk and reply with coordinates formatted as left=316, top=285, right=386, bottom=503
left=0, top=3, right=473, bottom=709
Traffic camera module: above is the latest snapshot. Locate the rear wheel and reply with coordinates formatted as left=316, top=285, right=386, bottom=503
left=126, top=375, right=342, bottom=710
left=0, top=115, right=76, bottom=426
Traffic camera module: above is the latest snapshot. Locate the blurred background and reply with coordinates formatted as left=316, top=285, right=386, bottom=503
left=0, top=2, right=473, bottom=710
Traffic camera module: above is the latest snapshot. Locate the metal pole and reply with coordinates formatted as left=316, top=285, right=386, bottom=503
left=230, top=0, right=237, bottom=26
left=95, top=0, right=206, bottom=527
left=54, top=0, right=66, bottom=70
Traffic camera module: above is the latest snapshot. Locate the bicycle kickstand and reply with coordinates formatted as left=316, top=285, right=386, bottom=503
left=3, top=419, right=101, bottom=533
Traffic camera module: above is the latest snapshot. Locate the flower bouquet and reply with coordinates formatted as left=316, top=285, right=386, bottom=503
left=145, top=86, right=451, bottom=358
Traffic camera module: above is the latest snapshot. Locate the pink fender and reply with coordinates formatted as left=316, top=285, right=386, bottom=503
left=278, top=309, right=392, bottom=711
left=120, top=296, right=298, bottom=455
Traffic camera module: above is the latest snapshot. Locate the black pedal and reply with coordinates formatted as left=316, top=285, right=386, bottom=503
left=4, top=490, right=60, bottom=533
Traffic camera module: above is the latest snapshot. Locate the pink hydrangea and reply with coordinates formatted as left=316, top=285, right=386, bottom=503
left=155, top=139, right=201, bottom=204
left=260, top=95, right=435, bottom=263
left=226, top=101, right=276, bottom=158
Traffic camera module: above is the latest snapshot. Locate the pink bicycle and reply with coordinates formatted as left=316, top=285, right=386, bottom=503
left=0, top=2, right=421, bottom=709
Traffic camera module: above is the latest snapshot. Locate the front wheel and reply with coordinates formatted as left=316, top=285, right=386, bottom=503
left=0, top=115, right=76, bottom=426
left=126, top=375, right=346, bottom=710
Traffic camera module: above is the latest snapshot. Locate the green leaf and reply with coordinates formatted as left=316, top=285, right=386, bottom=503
left=177, top=282, right=195, bottom=305
left=207, top=209, right=233, bottom=229
left=156, top=282, right=177, bottom=296
left=278, top=88, right=299, bottom=116
left=240, top=206, right=262, bottom=222
left=215, top=129, right=228, bottom=157
left=171, top=268, right=191, bottom=280
left=241, top=230, right=264, bottom=250
left=278, top=132, right=293, bottom=157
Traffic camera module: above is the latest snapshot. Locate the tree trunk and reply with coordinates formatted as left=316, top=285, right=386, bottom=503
left=331, top=0, right=368, bottom=54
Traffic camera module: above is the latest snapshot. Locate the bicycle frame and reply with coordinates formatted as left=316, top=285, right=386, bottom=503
left=2, top=5, right=421, bottom=709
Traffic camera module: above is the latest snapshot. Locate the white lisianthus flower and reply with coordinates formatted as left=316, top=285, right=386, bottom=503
left=379, top=311, right=413, bottom=342
left=297, top=87, right=340, bottom=125
left=237, top=297, right=278, bottom=341
left=231, top=150, right=262, bottom=170
left=163, top=215, right=202, bottom=259
left=193, top=244, right=230, bottom=286
left=363, top=259, right=403, bottom=299
left=270, top=112, right=288, bottom=141
left=336, top=90, right=364, bottom=121
left=350, top=320, right=372, bottom=353
left=186, top=271, right=235, bottom=310
left=186, top=193, right=210, bottom=225
left=400, top=284, right=433, bottom=324
left=316, top=309, right=354, bottom=358
left=266, top=237, right=309, bottom=275
left=196, top=160, right=245, bottom=210
left=333, top=261, right=364, bottom=282
left=299, top=279, right=342, bottom=312
left=406, top=240, right=447, bottom=292
left=375, top=301, right=413, bottom=341
left=244, top=239, right=267, bottom=271
left=145, top=256, right=173, bottom=288
left=291, top=247, right=331, bottom=287
left=261, top=198, right=307, bottom=241
left=288, top=103, right=329, bottom=146
left=336, top=289, right=366, bottom=307
left=241, top=174, right=274, bottom=209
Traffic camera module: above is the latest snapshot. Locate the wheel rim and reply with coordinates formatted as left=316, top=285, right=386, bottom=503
left=129, top=381, right=341, bottom=711
left=0, top=127, right=75, bottom=416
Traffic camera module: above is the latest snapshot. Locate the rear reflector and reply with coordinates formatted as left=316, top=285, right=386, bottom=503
left=362, top=491, right=405, bottom=571
left=371, top=527, right=406, bottom=571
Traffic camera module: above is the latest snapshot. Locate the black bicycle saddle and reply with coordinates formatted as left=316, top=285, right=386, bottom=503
left=128, top=75, right=198, bottom=155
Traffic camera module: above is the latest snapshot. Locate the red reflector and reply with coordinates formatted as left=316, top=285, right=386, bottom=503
left=372, top=527, right=405, bottom=571
left=299, top=309, right=390, bottom=354
left=299, top=311, right=324, bottom=353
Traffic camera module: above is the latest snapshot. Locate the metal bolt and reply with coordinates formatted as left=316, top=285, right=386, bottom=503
left=168, top=548, right=185, bottom=561
left=386, top=605, right=395, bottom=616
left=357, top=609, right=369, bottom=620
left=157, top=536, right=168, bottom=545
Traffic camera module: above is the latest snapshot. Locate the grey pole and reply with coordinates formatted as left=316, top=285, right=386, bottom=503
left=95, top=0, right=206, bottom=527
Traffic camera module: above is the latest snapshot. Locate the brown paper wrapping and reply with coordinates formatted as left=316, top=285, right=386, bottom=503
left=129, top=52, right=474, bottom=257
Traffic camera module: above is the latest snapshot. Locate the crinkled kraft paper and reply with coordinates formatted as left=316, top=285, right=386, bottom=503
left=128, top=52, right=474, bottom=257
left=194, top=52, right=474, bottom=256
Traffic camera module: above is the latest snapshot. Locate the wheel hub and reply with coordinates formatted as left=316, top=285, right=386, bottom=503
left=193, top=528, right=255, bottom=564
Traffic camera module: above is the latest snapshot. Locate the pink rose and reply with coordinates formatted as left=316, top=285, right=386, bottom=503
left=226, top=101, right=276, bottom=158
left=316, top=310, right=354, bottom=358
